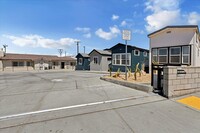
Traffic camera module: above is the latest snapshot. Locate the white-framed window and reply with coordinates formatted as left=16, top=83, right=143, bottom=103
left=182, top=46, right=190, bottom=64
left=152, top=49, right=158, bottom=62
left=158, top=48, right=168, bottom=63
left=169, top=47, right=181, bottom=64
left=112, top=53, right=131, bottom=66
left=78, top=58, right=83, bottom=65
left=143, top=51, right=147, bottom=57
left=134, top=50, right=140, bottom=56
left=93, top=56, right=98, bottom=64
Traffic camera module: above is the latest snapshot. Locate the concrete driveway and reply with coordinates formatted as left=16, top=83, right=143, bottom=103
left=0, top=70, right=199, bottom=133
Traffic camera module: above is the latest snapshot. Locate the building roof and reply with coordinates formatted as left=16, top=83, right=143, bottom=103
left=108, top=43, right=149, bottom=52
left=148, top=25, right=199, bottom=37
left=76, top=53, right=90, bottom=58
left=89, top=49, right=111, bottom=56
left=0, top=53, right=76, bottom=61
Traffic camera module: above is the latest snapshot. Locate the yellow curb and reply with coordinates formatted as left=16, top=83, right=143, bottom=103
left=177, top=96, right=200, bottom=110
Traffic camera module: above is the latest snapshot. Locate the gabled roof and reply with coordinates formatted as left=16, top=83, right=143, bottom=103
left=108, top=43, right=149, bottom=52
left=76, top=53, right=90, bottom=58
left=0, top=53, right=76, bottom=61
left=148, top=25, right=199, bottom=37
left=89, top=49, right=111, bottom=56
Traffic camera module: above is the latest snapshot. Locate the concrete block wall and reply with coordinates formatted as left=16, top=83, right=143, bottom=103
left=163, top=66, right=200, bottom=98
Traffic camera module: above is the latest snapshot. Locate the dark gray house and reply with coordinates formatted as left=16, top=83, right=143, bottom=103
left=75, top=53, right=90, bottom=70
left=109, top=43, right=149, bottom=72
left=89, top=49, right=111, bottom=71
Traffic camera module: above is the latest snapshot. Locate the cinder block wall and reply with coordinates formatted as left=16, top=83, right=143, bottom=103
left=163, top=66, right=200, bottom=98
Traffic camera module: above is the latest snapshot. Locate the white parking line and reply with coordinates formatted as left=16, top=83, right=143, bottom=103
left=0, top=95, right=147, bottom=120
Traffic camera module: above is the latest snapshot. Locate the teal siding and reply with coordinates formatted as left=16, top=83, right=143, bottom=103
left=131, top=51, right=149, bottom=71
left=110, top=43, right=149, bottom=72
left=76, top=54, right=90, bottom=70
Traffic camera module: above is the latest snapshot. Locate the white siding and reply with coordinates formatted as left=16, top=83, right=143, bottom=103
left=150, top=28, right=195, bottom=48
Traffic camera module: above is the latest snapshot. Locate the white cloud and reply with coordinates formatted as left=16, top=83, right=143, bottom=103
left=75, top=27, right=91, bottom=38
left=145, top=0, right=200, bottom=33
left=112, top=14, right=119, bottom=20
left=75, top=27, right=90, bottom=33
left=187, top=12, right=200, bottom=25
left=3, top=34, right=79, bottom=49
left=132, top=29, right=145, bottom=34
left=121, top=21, right=127, bottom=27
left=145, top=0, right=181, bottom=32
left=83, top=33, right=91, bottom=38
left=95, top=25, right=120, bottom=40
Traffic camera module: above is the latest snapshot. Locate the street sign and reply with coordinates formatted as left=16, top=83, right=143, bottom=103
left=122, top=30, right=131, bottom=41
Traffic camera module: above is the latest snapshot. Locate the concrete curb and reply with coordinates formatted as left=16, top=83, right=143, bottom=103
left=100, top=76, right=153, bottom=93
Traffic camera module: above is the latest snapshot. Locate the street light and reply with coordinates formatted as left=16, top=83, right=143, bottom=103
left=122, top=30, right=131, bottom=80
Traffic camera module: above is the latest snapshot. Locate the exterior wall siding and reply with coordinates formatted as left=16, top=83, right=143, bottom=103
left=90, top=51, right=102, bottom=71
left=101, top=56, right=111, bottom=71
left=76, top=55, right=90, bottom=70
left=151, top=29, right=195, bottom=48
left=111, top=44, right=149, bottom=72
left=90, top=50, right=111, bottom=71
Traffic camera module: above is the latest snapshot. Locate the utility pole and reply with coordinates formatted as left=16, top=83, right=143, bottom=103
left=65, top=51, right=66, bottom=57
left=58, top=49, right=63, bottom=57
left=3, top=44, right=8, bottom=53
left=75, top=40, right=80, bottom=55
left=83, top=46, right=85, bottom=53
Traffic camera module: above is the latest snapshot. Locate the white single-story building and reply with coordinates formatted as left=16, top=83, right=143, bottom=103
left=0, top=49, right=76, bottom=72
left=148, top=25, right=200, bottom=70
left=148, top=25, right=200, bottom=90
left=89, top=49, right=111, bottom=71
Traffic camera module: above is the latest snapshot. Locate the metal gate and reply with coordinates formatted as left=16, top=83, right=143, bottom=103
left=151, top=64, right=164, bottom=95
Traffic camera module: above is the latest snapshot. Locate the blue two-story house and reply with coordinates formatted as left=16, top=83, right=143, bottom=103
left=109, top=43, right=149, bottom=73
left=75, top=53, right=90, bottom=70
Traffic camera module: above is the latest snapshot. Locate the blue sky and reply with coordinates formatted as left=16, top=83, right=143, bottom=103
left=0, top=0, right=200, bottom=56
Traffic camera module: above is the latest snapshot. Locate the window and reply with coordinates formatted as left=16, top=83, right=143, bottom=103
left=112, top=53, right=131, bottom=66
left=143, top=51, right=147, bottom=57
left=170, top=47, right=181, bottom=64
left=182, top=46, right=190, bottom=64
left=116, top=54, right=120, bottom=65
left=134, top=50, right=140, bottom=56
left=112, top=54, right=116, bottom=65
left=12, top=62, right=18, bottom=66
left=152, top=49, right=158, bottom=62
left=12, top=61, right=24, bottom=67
left=78, top=58, right=83, bottom=65
left=27, top=61, right=31, bottom=66
left=107, top=58, right=111, bottom=61
left=158, top=48, right=168, bottom=63
left=93, top=56, right=98, bottom=64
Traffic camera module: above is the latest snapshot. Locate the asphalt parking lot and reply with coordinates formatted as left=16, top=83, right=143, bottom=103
left=0, top=70, right=200, bottom=133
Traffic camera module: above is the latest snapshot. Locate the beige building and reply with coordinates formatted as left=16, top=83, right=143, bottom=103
left=0, top=49, right=76, bottom=72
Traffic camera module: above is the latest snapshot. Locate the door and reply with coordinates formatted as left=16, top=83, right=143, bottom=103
left=61, top=62, right=65, bottom=69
